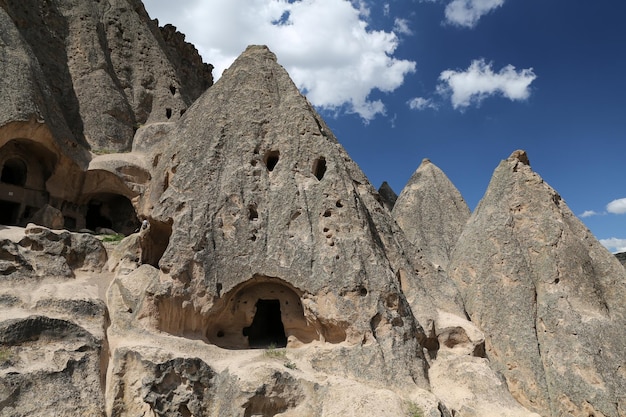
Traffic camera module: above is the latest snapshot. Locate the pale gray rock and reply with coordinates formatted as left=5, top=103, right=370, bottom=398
left=0, top=0, right=212, bottom=152
left=0, top=316, right=106, bottom=417
left=393, top=158, right=470, bottom=269
left=448, top=150, right=626, bottom=417
left=0, top=226, right=111, bottom=417
left=134, top=44, right=432, bottom=390
left=0, top=225, right=106, bottom=279
left=378, top=181, right=398, bottom=211
left=4, top=0, right=624, bottom=411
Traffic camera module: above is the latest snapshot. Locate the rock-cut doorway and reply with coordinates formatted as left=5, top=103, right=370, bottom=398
left=243, top=299, right=287, bottom=348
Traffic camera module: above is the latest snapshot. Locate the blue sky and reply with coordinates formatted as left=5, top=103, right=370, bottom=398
left=144, top=0, right=626, bottom=252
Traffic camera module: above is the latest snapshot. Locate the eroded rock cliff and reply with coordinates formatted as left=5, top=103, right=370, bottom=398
left=1, top=2, right=625, bottom=416
left=0, top=0, right=212, bottom=153
left=448, top=151, right=626, bottom=416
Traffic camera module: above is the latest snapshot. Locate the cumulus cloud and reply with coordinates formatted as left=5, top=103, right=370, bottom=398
left=580, top=210, right=600, bottom=218
left=607, top=198, right=626, bottom=214
left=437, top=59, right=536, bottom=109
left=444, top=0, right=505, bottom=28
left=407, top=97, right=437, bottom=110
left=419, top=0, right=505, bottom=28
left=394, top=18, right=413, bottom=35
left=144, top=0, right=416, bottom=121
left=599, top=238, right=626, bottom=254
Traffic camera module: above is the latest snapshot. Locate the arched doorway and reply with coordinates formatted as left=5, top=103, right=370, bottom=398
left=84, top=193, right=139, bottom=235
left=1, top=158, right=27, bottom=186
left=243, top=299, right=287, bottom=348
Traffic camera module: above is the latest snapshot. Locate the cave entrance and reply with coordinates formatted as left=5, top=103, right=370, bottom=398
left=0, top=201, right=20, bottom=225
left=86, top=201, right=112, bottom=231
left=0, top=158, right=27, bottom=186
left=84, top=193, right=139, bottom=235
left=243, top=299, right=287, bottom=348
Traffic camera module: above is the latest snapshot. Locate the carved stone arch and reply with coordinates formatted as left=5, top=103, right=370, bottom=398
left=82, top=192, right=140, bottom=235
left=156, top=275, right=349, bottom=349
left=204, top=276, right=319, bottom=349
left=0, top=138, right=57, bottom=190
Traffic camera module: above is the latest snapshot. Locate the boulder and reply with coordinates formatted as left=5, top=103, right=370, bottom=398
left=29, top=204, right=64, bottom=230
left=0, top=316, right=106, bottom=417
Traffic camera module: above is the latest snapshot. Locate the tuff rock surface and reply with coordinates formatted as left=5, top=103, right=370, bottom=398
left=1, top=2, right=625, bottom=416
left=448, top=150, right=626, bottom=416
left=0, top=0, right=212, bottom=153
left=378, top=181, right=398, bottom=211
left=393, top=158, right=470, bottom=269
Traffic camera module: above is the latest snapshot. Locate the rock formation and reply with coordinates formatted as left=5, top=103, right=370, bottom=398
left=106, top=44, right=449, bottom=416
left=0, top=0, right=211, bottom=233
left=0, top=225, right=109, bottom=416
left=393, top=158, right=470, bottom=269
left=448, top=150, right=626, bottom=416
left=1, top=1, right=625, bottom=416
left=378, top=181, right=398, bottom=211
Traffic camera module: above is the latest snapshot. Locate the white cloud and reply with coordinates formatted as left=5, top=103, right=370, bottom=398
left=437, top=59, right=536, bottom=109
left=444, top=0, right=505, bottom=28
left=607, top=198, right=626, bottom=214
left=144, top=0, right=415, bottom=121
left=580, top=210, right=600, bottom=218
left=394, top=18, right=413, bottom=35
left=407, top=97, right=437, bottom=110
left=599, top=238, right=626, bottom=254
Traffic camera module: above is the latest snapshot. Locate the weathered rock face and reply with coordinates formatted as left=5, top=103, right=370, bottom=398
left=2, top=1, right=625, bottom=415
left=448, top=150, right=626, bottom=417
left=0, top=0, right=212, bottom=152
left=393, top=158, right=470, bottom=269
left=378, top=181, right=398, bottom=211
left=0, top=0, right=211, bottom=234
left=133, top=43, right=430, bottom=385
left=0, top=225, right=110, bottom=417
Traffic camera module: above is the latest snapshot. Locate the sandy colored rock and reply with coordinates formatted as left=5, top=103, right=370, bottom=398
left=0, top=226, right=111, bottom=416
left=448, top=150, right=626, bottom=416
left=393, top=158, right=470, bottom=269
left=29, top=204, right=64, bottom=230
left=132, top=44, right=431, bottom=387
left=2, top=0, right=625, bottom=413
left=0, top=0, right=212, bottom=152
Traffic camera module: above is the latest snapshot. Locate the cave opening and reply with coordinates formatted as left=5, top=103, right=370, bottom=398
left=0, top=201, right=20, bottom=225
left=264, top=150, right=280, bottom=172
left=312, top=156, right=326, bottom=181
left=1, top=158, right=27, bottom=186
left=84, top=193, right=139, bottom=235
left=86, top=201, right=112, bottom=231
left=243, top=299, right=287, bottom=348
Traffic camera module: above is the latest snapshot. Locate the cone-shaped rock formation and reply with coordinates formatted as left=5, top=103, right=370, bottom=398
left=448, top=150, right=626, bottom=416
left=142, top=43, right=426, bottom=370
left=101, top=45, right=461, bottom=414
left=3, top=0, right=625, bottom=412
left=393, top=158, right=470, bottom=269
left=378, top=181, right=398, bottom=211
